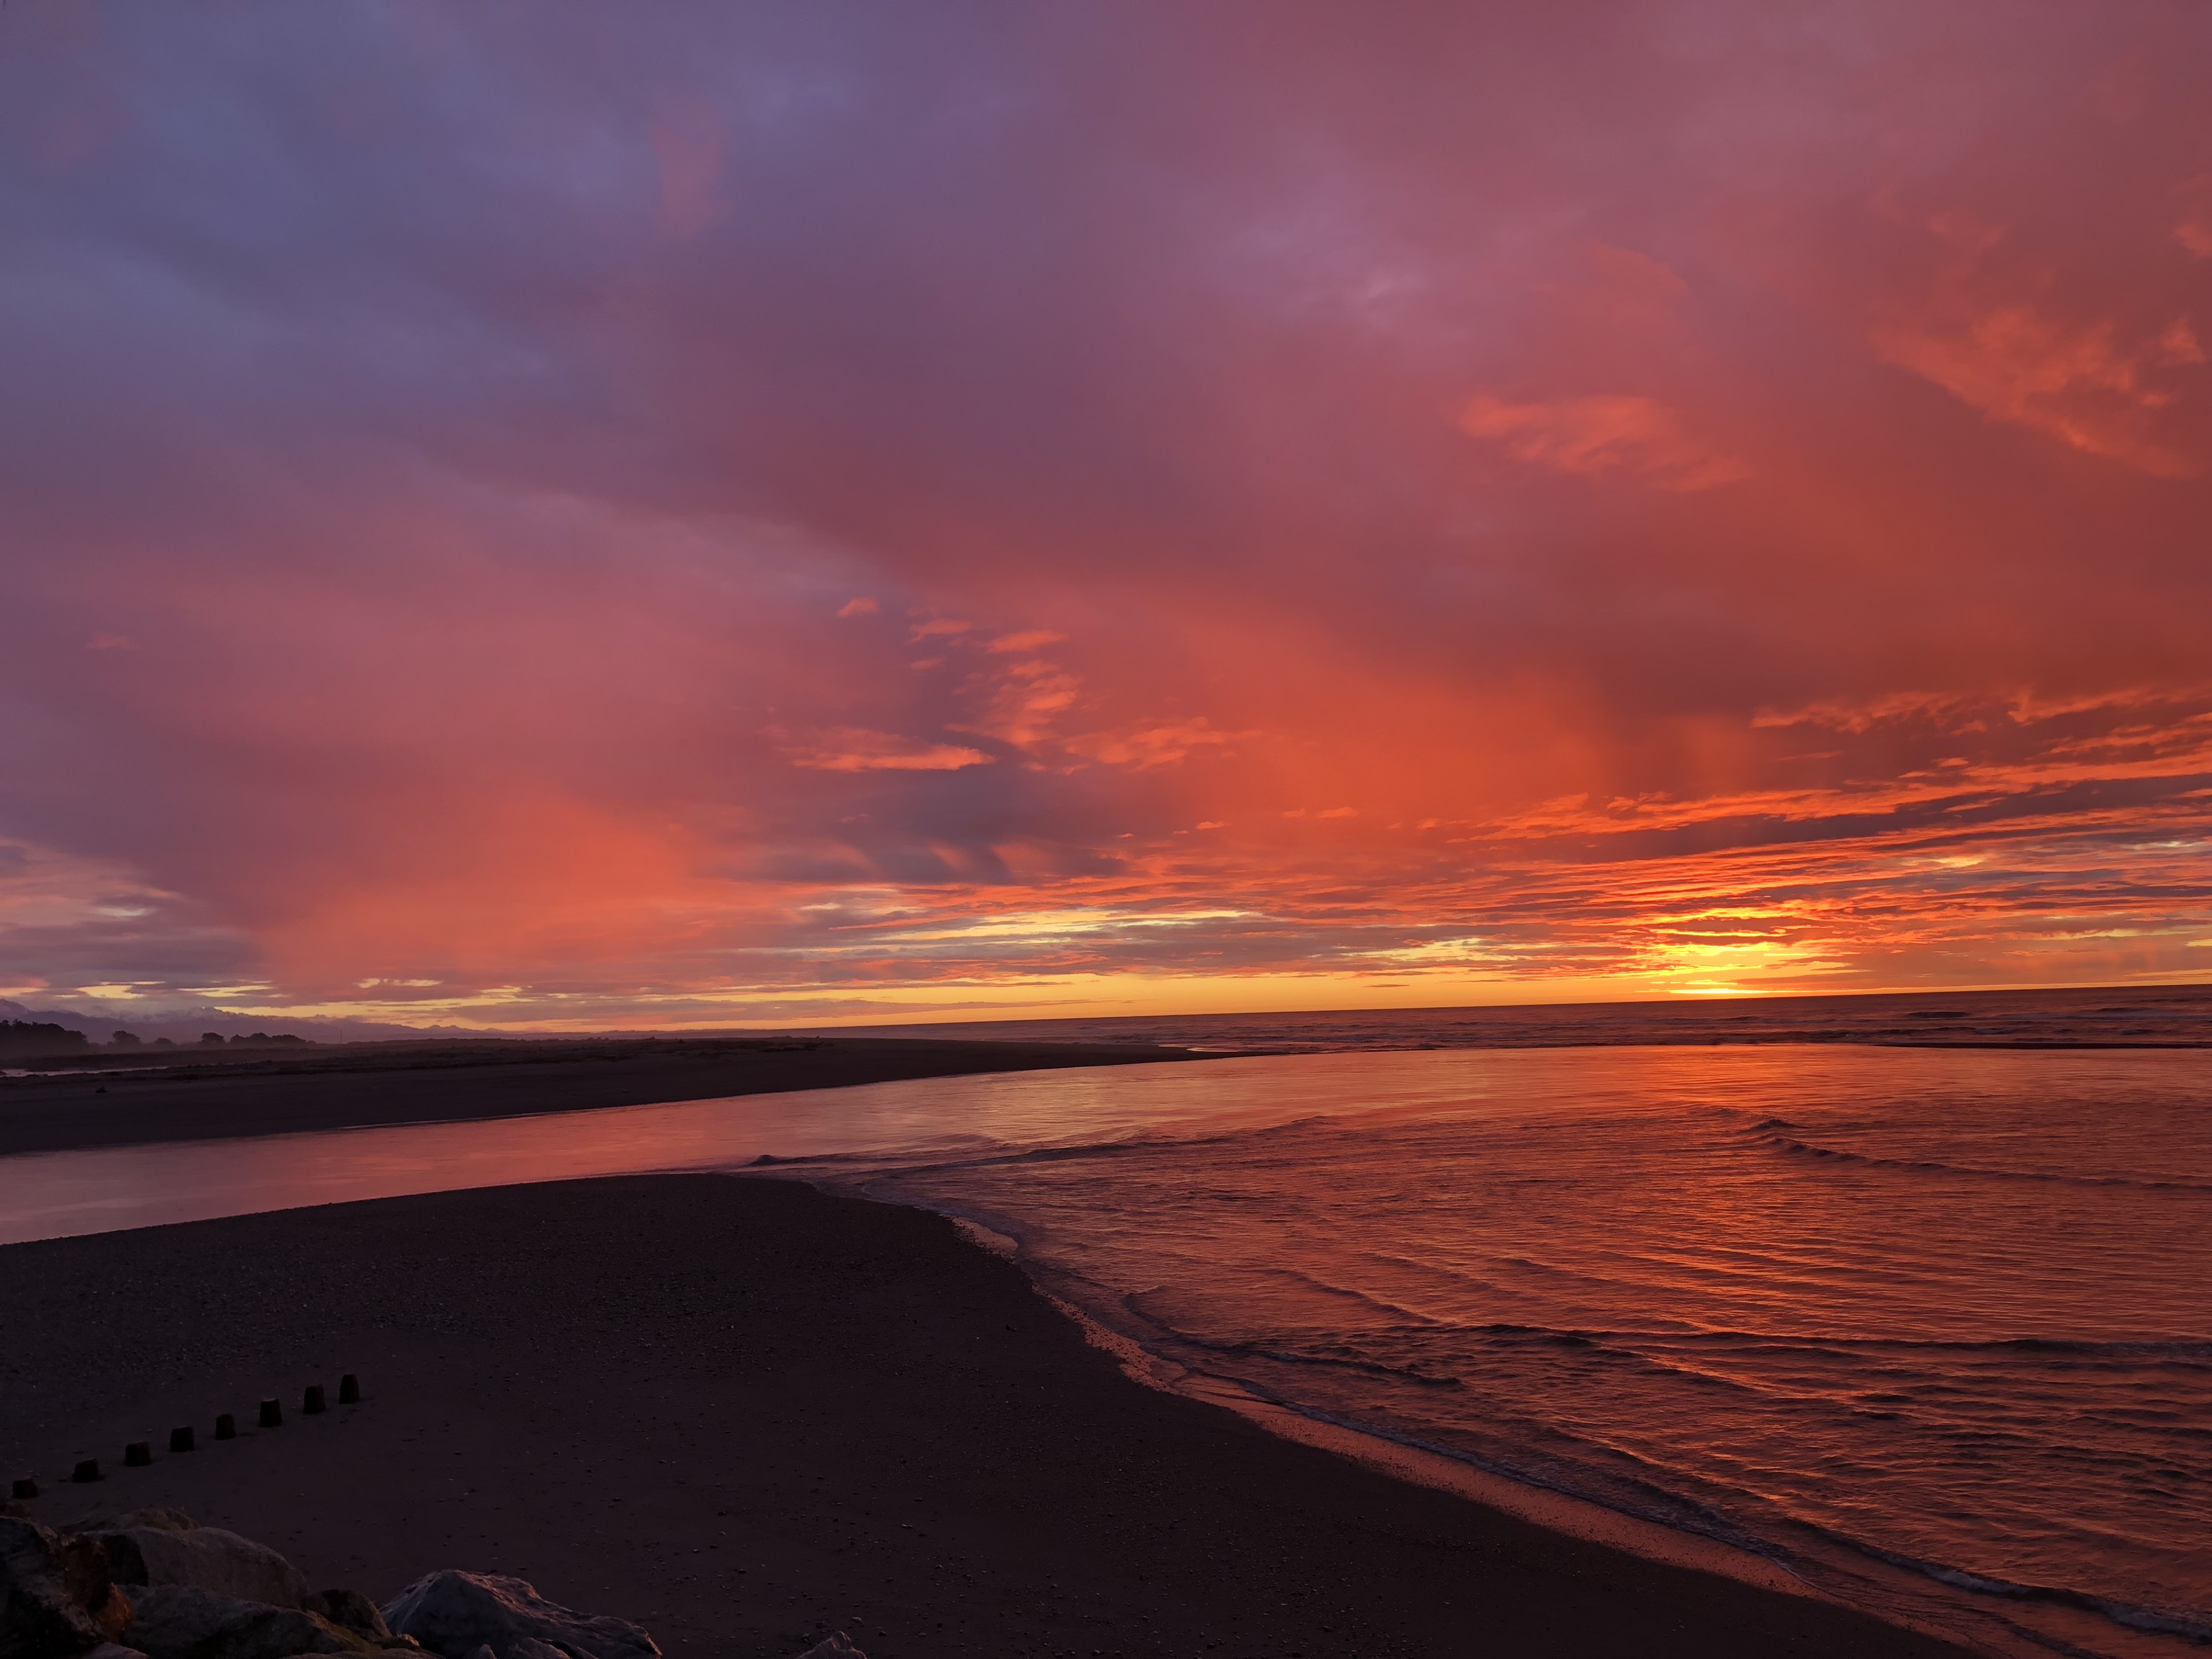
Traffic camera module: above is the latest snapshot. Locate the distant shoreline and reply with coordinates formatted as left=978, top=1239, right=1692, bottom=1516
left=0, top=1034, right=1211, bottom=1159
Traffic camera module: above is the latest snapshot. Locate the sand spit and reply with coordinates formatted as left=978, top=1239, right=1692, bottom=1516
left=0, top=1035, right=1209, bottom=1158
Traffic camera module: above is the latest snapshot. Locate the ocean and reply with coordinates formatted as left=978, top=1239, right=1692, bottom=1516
left=861, top=1041, right=2210, bottom=1659
left=832, top=986, right=2212, bottom=1656
left=3, top=983, right=2206, bottom=1657
left=825, top=980, right=2212, bottom=1053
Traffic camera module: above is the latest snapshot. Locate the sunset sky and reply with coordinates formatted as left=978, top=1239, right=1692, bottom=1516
left=4, top=2, right=2210, bottom=1031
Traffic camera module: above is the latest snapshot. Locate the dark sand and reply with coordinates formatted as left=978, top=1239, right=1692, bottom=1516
left=0, top=1036, right=1204, bottom=1156
left=0, top=1175, right=1974, bottom=1658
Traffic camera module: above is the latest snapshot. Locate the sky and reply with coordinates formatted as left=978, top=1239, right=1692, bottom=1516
left=3, top=1, right=2210, bottom=1032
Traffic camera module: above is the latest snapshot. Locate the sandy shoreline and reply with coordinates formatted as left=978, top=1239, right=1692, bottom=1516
left=0, top=1174, right=1976, bottom=1658
left=0, top=1036, right=1208, bottom=1158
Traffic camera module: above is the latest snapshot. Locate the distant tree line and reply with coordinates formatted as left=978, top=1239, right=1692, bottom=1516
left=0, top=1020, right=88, bottom=1056
left=0, top=1020, right=311, bottom=1058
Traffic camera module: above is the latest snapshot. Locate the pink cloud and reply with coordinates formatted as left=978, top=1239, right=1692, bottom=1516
left=1870, top=217, right=2204, bottom=478
left=7, top=3, right=2212, bottom=1024
left=650, top=94, right=724, bottom=240
left=952, top=658, right=1082, bottom=751
left=778, top=728, right=992, bottom=773
left=1066, top=717, right=1238, bottom=769
left=1457, top=394, right=1752, bottom=490
left=987, top=629, right=1065, bottom=653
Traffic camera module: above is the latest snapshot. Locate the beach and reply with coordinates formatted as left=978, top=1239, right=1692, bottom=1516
left=0, top=1172, right=1976, bottom=1658
left=0, top=1035, right=1205, bottom=1158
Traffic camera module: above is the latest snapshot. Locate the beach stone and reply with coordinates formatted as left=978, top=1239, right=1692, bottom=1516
left=303, top=1590, right=391, bottom=1641
left=116, top=1512, right=195, bottom=1536
left=798, top=1637, right=866, bottom=1659
left=120, top=1584, right=371, bottom=1659
left=94, top=1527, right=309, bottom=1610
left=379, top=1571, right=659, bottom=1659
left=0, top=1514, right=133, bottom=1658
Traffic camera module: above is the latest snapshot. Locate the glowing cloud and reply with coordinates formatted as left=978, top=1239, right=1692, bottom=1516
left=3, top=2, right=2210, bottom=1029
left=1457, top=394, right=1751, bottom=490
left=777, top=730, right=994, bottom=774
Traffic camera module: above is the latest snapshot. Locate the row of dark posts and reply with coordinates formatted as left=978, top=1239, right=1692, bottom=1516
left=9, top=1375, right=358, bottom=1499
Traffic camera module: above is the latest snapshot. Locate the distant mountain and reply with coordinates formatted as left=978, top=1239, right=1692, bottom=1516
left=0, top=998, right=500, bottom=1046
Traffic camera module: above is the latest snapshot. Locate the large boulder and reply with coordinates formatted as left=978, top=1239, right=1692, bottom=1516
left=304, top=1589, right=392, bottom=1641
left=379, top=1572, right=658, bottom=1659
left=114, top=1512, right=195, bottom=1536
left=1, top=1514, right=133, bottom=1658
left=93, top=1528, right=308, bottom=1610
left=798, top=1638, right=866, bottom=1658
left=59, top=1510, right=195, bottom=1538
left=121, top=1584, right=371, bottom=1659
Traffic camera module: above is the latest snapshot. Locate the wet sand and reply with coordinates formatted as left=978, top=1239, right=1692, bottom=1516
left=0, top=1175, right=1976, bottom=1658
left=0, top=1035, right=1205, bottom=1156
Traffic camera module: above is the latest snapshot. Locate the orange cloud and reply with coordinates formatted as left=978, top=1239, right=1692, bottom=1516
left=953, top=658, right=1083, bottom=751
left=778, top=728, right=992, bottom=772
left=1066, top=716, right=1239, bottom=769
left=1871, top=218, right=2203, bottom=478
left=12, top=5, right=2212, bottom=1030
left=1458, top=394, right=1751, bottom=490
left=988, top=629, right=1066, bottom=653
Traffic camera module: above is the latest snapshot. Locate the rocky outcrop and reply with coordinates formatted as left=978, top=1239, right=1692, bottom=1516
left=121, top=1584, right=373, bottom=1659
left=306, top=1588, right=393, bottom=1640
left=92, top=1527, right=309, bottom=1610
left=798, top=1637, right=867, bottom=1658
left=13, top=1506, right=664, bottom=1659
left=0, top=1515, right=133, bottom=1659
left=380, top=1572, right=659, bottom=1659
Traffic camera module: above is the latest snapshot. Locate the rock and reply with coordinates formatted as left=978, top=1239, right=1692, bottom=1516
left=459, top=1642, right=562, bottom=1659
left=379, top=1572, right=659, bottom=1659
left=81, top=1645, right=149, bottom=1659
left=303, top=1590, right=391, bottom=1641
left=0, top=1514, right=133, bottom=1658
left=94, top=1528, right=308, bottom=1609
left=115, top=1512, right=195, bottom=1536
left=798, top=1638, right=866, bottom=1659
left=121, top=1584, right=371, bottom=1659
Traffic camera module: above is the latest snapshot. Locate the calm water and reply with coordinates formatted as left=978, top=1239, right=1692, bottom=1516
left=3, top=1015, right=2205, bottom=1657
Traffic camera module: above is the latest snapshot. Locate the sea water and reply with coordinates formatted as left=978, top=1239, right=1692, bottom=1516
left=3, top=986, right=2205, bottom=1657
left=856, top=1042, right=2211, bottom=1658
